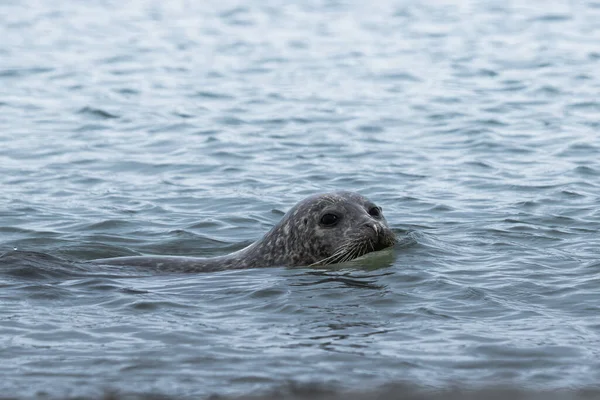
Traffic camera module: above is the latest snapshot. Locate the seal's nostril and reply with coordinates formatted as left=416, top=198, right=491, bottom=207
left=364, top=222, right=379, bottom=236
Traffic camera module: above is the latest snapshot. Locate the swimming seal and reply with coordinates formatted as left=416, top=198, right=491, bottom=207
left=92, top=191, right=396, bottom=272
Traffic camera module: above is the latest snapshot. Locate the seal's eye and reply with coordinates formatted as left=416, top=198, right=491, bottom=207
left=320, top=213, right=339, bottom=226
left=368, top=206, right=382, bottom=218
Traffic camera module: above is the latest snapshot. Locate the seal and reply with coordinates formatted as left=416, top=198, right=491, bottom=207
left=92, top=191, right=396, bottom=272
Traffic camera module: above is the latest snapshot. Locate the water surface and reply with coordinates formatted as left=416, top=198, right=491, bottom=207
left=2, top=0, right=600, bottom=398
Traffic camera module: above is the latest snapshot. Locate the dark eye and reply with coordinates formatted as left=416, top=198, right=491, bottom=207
left=368, top=206, right=382, bottom=218
left=320, top=213, right=339, bottom=226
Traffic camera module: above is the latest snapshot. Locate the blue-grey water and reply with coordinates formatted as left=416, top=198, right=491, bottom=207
left=2, top=0, right=600, bottom=399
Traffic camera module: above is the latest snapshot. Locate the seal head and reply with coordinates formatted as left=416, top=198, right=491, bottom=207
left=247, top=191, right=396, bottom=267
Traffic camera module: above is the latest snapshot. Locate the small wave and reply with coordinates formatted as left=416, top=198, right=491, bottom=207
left=0, top=251, right=144, bottom=281
left=77, top=106, right=120, bottom=119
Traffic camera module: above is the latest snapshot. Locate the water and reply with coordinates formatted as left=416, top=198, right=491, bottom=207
left=2, top=0, right=600, bottom=398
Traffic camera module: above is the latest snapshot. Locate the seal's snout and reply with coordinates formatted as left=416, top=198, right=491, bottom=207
left=363, top=221, right=379, bottom=236
left=363, top=221, right=390, bottom=247
left=363, top=221, right=396, bottom=252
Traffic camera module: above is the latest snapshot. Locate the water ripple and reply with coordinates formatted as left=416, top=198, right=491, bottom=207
left=2, top=0, right=600, bottom=398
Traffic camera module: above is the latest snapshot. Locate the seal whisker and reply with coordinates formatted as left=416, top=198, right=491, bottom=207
left=322, top=240, right=361, bottom=265
left=309, top=246, right=348, bottom=266
left=340, top=244, right=357, bottom=264
left=343, top=241, right=361, bottom=263
left=358, top=243, right=366, bottom=258
left=359, top=241, right=368, bottom=258
left=350, top=246, right=361, bottom=262
left=339, top=247, right=352, bottom=264
left=339, top=241, right=357, bottom=263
